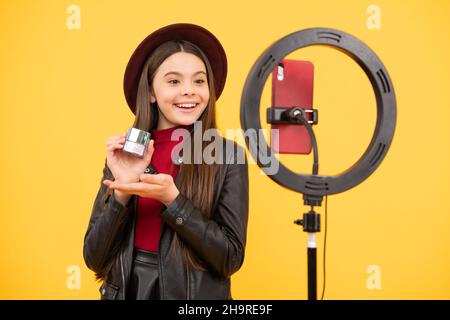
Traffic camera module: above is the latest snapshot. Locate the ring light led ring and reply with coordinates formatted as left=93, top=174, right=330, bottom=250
left=240, top=28, right=397, bottom=196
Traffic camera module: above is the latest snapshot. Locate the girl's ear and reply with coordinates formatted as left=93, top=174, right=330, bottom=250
left=149, top=87, right=156, bottom=103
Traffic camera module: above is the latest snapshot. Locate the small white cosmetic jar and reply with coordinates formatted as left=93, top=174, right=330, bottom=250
left=123, top=128, right=151, bottom=158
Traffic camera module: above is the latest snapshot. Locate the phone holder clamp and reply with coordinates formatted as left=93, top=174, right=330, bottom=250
left=267, top=106, right=319, bottom=125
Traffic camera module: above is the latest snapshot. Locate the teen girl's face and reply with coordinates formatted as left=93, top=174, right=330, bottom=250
left=150, top=51, right=210, bottom=130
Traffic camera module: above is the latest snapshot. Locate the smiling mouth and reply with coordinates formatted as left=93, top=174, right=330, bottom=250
left=174, top=103, right=198, bottom=109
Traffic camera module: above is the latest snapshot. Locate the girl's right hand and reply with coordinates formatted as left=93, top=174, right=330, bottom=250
left=105, top=133, right=155, bottom=184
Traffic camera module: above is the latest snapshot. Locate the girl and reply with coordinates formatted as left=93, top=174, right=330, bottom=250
left=83, top=23, right=249, bottom=300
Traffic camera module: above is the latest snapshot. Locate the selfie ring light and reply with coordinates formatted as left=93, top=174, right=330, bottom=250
left=240, top=27, right=396, bottom=196
left=240, top=27, right=396, bottom=300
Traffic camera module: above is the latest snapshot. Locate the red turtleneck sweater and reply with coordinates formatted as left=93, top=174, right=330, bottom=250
left=134, top=124, right=190, bottom=252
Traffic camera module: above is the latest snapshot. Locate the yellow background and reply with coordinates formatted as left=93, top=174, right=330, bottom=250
left=1, top=0, right=449, bottom=299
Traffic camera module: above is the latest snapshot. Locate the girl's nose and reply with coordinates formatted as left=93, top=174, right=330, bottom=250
left=181, top=83, right=195, bottom=95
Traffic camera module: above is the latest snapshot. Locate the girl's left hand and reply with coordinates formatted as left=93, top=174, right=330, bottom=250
left=103, top=173, right=180, bottom=206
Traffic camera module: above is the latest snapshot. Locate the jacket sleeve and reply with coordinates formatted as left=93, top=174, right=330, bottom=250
left=83, top=160, right=133, bottom=274
left=160, top=143, right=249, bottom=278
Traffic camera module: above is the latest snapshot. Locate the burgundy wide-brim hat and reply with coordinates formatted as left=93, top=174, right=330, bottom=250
left=123, top=23, right=228, bottom=114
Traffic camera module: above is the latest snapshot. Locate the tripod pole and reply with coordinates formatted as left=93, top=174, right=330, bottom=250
left=307, top=233, right=317, bottom=300
left=295, top=196, right=321, bottom=301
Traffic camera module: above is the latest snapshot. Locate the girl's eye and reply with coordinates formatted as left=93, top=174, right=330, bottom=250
left=168, top=79, right=205, bottom=85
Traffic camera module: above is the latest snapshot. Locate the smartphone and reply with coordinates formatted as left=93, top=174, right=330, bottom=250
left=271, top=59, right=314, bottom=154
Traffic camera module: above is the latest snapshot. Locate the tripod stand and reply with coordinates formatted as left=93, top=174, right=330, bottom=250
left=294, top=194, right=323, bottom=300
left=268, top=106, right=323, bottom=300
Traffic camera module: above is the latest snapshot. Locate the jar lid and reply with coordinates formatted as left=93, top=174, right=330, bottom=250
left=126, top=128, right=151, bottom=145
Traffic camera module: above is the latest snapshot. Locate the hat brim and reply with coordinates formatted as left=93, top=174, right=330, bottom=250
left=123, top=23, right=227, bottom=114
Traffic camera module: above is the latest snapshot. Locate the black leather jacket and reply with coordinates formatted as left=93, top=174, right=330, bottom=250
left=83, top=139, right=249, bottom=300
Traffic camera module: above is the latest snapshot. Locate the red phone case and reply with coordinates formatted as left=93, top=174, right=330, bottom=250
left=271, top=59, right=314, bottom=154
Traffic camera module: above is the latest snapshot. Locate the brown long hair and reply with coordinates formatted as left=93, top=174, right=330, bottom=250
left=134, top=40, right=221, bottom=270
